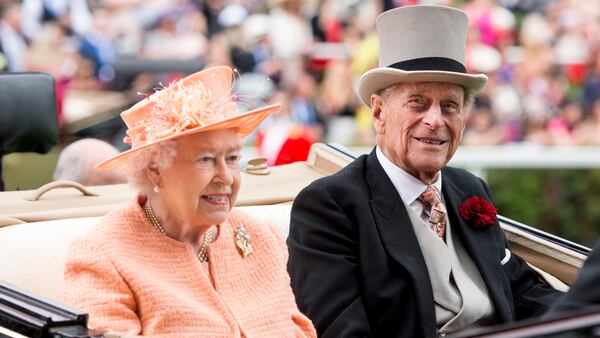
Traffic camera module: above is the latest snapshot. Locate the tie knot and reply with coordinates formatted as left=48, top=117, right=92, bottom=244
left=420, top=186, right=441, bottom=207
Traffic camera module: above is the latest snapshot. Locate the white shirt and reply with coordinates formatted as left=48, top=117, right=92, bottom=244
left=376, top=147, right=495, bottom=332
left=0, top=21, right=27, bottom=71
left=375, top=146, right=443, bottom=222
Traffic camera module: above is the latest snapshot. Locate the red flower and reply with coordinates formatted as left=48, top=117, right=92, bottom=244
left=459, top=196, right=498, bottom=228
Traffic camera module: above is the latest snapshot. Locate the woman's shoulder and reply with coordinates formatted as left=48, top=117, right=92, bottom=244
left=75, top=198, right=146, bottom=245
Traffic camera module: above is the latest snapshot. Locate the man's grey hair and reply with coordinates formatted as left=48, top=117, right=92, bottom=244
left=53, top=138, right=126, bottom=186
left=126, top=140, right=178, bottom=194
left=376, top=83, right=476, bottom=110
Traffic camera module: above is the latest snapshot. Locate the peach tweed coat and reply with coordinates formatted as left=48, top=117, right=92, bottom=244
left=64, top=196, right=316, bottom=337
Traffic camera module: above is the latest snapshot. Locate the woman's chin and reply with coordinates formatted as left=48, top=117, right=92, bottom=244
left=195, top=211, right=229, bottom=226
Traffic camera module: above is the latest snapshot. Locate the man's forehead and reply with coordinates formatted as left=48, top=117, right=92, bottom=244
left=395, top=82, right=464, bottom=96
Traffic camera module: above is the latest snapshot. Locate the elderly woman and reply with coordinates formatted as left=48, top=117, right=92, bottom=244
left=64, top=66, right=316, bottom=337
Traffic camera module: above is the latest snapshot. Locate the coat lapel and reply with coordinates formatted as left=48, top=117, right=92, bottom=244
left=364, top=150, right=437, bottom=332
left=441, top=173, right=512, bottom=322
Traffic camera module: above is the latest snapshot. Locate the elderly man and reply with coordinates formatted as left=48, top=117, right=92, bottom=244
left=53, top=138, right=126, bottom=186
left=287, top=5, right=561, bottom=338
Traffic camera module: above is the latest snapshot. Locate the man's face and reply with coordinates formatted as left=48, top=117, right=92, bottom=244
left=372, top=82, right=467, bottom=183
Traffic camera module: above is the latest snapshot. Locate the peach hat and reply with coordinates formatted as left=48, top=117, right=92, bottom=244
left=97, top=66, right=279, bottom=170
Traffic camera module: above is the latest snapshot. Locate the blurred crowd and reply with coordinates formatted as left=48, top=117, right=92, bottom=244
left=0, top=0, right=599, bottom=165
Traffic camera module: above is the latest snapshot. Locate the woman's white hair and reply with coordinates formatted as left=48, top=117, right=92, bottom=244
left=126, top=140, right=178, bottom=194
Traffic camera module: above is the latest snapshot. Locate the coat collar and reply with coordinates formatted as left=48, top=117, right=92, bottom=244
left=365, top=149, right=512, bottom=326
left=375, top=146, right=442, bottom=205
left=441, top=178, right=512, bottom=322
left=364, top=149, right=437, bottom=335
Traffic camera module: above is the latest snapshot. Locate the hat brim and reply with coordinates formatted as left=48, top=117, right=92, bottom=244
left=97, top=104, right=280, bottom=171
left=357, top=68, right=488, bottom=107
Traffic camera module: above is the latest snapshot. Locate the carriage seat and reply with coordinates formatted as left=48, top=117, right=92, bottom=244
left=0, top=204, right=292, bottom=304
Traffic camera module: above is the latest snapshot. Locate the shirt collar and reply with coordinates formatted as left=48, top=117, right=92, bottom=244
left=375, top=146, right=442, bottom=205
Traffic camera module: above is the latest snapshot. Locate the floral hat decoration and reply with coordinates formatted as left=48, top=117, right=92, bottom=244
left=97, top=66, right=280, bottom=170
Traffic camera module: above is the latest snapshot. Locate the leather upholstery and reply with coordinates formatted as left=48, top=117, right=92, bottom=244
left=0, top=73, right=58, bottom=155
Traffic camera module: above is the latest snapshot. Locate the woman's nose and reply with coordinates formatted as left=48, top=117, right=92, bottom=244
left=213, top=159, right=234, bottom=185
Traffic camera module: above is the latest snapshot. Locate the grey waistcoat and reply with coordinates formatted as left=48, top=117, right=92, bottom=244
left=405, top=203, right=496, bottom=334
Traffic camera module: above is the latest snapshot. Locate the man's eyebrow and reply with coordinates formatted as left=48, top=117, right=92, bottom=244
left=408, top=87, right=426, bottom=94
left=444, top=95, right=462, bottom=103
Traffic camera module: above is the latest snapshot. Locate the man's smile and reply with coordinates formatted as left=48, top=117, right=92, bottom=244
left=413, top=137, right=446, bottom=145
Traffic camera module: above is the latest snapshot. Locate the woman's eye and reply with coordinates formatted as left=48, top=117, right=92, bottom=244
left=198, top=156, right=214, bottom=163
left=227, top=155, right=240, bottom=164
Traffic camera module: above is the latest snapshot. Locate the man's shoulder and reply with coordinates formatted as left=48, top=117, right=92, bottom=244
left=298, top=154, right=369, bottom=199
left=309, top=154, right=367, bottom=186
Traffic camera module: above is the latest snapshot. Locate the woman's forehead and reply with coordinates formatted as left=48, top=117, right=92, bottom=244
left=179, top=130, right=241, bottom=153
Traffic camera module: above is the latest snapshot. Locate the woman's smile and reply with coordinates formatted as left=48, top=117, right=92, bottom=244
left=201, top=194, right=229, bottom=205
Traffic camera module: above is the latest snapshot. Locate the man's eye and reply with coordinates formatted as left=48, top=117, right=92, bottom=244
left=409, top=98, right=425, bottom=106
left=444, top=103, right=459, bottom=112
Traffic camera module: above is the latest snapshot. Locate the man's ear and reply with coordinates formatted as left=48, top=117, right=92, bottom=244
left=371, top=94, right=385, bottom=134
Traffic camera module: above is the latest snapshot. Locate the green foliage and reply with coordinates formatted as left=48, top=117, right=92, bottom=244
left=487, top=169, right=600, bottom=247
left=3, top=148, right=61, bottom=191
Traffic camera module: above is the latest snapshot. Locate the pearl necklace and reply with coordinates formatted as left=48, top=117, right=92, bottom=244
left=143, top=201, right=216, bottom=263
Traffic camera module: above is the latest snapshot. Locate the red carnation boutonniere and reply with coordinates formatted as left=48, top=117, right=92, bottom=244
left=458, top=196, right=498, bottom=228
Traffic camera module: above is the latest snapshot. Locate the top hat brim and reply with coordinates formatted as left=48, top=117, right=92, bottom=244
left=96, top=104, right=280, bottom=171
left=357, top=67, right=488, bottom=107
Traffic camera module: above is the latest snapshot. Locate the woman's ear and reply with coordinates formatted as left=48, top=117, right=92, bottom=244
left=145, top=162, right=161, bottom=189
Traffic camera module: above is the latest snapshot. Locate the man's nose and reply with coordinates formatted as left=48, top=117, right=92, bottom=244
left=422, top=105, right=444, bottom=129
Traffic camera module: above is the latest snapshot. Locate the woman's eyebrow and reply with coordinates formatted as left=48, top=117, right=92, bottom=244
left=226, top=145, right=242, bottom=153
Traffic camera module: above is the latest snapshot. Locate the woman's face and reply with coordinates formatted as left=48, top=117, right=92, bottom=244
left=157, top=129, right=241, bottom=227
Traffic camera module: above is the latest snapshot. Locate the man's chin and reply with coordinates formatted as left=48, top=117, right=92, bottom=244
left=412, top=158, right=447, bottom=173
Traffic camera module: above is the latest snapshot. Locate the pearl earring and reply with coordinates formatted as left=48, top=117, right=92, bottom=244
left=153, top=185, right=160, bottom=193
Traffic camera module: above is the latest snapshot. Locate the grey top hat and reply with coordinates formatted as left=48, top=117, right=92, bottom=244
left=357, top=5, right=488, bottom=107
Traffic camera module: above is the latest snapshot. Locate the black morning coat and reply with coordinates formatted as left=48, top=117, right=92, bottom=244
left=287, top=149, right=561, bottom=338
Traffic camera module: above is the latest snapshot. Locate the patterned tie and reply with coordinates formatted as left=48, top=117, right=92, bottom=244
left=420, top=186, right=447, bottom=240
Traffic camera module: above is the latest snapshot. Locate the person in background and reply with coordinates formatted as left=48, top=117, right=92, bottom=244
left=64, top=66, right=316, bottom=337
left=53, top=138, right=126, bottom=186
left=462, top=98, right=504, bottom=146
left=0, top=2, right=27, bottom=72
left=287, top=6, right=561, bottom=338
left=547, top=99, right=583, bottom=146
left=20, top=0, right=92, bottom=39
left=257, top=89, right=315, bottom=166
left=575, top=99, right=600, bottom=145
